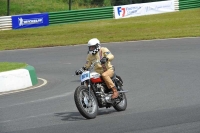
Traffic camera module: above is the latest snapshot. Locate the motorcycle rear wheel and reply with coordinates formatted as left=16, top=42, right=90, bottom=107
left=113, top=86, right=127, bottom=111
left=74, top=85, right=98, bottom=119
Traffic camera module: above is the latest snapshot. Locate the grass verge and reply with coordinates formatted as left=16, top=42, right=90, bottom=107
left=0, top=8, right=200, bottom=51
left=0, top=62, right=27, bottom=72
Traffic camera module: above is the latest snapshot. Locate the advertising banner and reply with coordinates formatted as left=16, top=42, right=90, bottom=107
left=114, top=0, right=175, bottom=19
left=12, top=13, right=49, bottom=29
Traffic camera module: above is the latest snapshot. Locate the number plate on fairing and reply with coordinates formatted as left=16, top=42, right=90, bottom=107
left=80, top=71, right=90, bottom=82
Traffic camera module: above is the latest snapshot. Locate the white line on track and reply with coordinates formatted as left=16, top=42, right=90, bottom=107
left=0, top=91, right=73, bottom=123
left=0, top=112, right=55, bottom=124
left=0, top=91, right=73, bottom=109
left=0, top=37, right=199, bottom=52
left=105, top=37, right=200, bottom=44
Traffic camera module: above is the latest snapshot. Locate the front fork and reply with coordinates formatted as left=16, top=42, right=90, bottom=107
left=81, top=80, right=92, bottom=101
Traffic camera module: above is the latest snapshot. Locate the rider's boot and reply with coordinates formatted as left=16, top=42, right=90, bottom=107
left=111, top=86, right=119, bottom=99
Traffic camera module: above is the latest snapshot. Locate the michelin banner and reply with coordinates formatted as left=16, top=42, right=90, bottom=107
left=12, top=13, right=49, bottom=29
left=114, top=0, right=175, bottom=19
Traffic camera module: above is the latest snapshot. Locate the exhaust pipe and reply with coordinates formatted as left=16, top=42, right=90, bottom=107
left=96, top=90, right=128, bottom=94
left=118, top=90, right=128, bottom=93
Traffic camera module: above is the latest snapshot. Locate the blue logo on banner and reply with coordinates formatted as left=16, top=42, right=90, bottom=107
left=12, top=13, right=49, bottom=29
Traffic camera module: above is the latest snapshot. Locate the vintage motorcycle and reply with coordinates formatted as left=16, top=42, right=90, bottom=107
left=74, top=61, right=128, bottom=119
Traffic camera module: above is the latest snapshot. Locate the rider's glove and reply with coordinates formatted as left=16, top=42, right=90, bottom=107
left=100, top=57, right=108, bottom=64
left=75, top=67, right=86, bottom=75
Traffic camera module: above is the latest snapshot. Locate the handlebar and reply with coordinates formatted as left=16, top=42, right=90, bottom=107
left=89, top=60, right=107, bottom=72
left=89, top=60, right=100, bottom=70
left=75, top=60, right=107, bottom=76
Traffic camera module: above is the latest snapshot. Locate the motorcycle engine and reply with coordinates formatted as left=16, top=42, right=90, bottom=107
left=96, top=83, right=112, bottom=105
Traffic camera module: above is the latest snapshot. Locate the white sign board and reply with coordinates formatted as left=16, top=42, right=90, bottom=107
left=114, top=0, right=175, bottom=19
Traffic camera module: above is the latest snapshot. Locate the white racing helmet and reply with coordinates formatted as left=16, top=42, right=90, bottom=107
left=88, top=38, right=101, bottom=55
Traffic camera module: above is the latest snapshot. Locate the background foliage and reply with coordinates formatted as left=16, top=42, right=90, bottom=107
left=0, top=0, right=163, bottom=16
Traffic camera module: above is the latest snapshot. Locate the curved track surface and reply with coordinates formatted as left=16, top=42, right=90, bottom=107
left=0, top=38, right=200, bottom=133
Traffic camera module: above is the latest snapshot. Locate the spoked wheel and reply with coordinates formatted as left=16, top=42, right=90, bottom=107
left=74, top=85, right=98, bottom=119
left=113, top=86, right=127, bottom=111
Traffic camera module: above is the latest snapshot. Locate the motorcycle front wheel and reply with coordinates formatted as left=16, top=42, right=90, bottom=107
left=74, top=85, right=98, bottom=119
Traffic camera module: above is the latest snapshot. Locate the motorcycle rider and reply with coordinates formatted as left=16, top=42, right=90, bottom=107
left=75, top=38, right=119, bottom=99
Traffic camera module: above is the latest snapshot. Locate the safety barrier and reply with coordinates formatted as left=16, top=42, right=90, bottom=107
left=179, top=0, right=200, bottom=10
left=49, top=6, right=113, bottom=25
left=0, top=16, right=12, bottom=30
left=174, top=0, right=179, bottom=11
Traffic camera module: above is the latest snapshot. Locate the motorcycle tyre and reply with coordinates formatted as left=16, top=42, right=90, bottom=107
left=113, top=87, right=127, bottom=111
left=74, top=85, right=98, bottom=119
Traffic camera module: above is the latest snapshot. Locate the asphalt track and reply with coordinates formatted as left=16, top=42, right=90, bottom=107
left=0, top=37, right=200, bottom=133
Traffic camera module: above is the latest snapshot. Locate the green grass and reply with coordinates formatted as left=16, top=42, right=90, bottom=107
left=0, top=8, right=200, bottom=51
left=0, top=62, right=27, bottom=72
